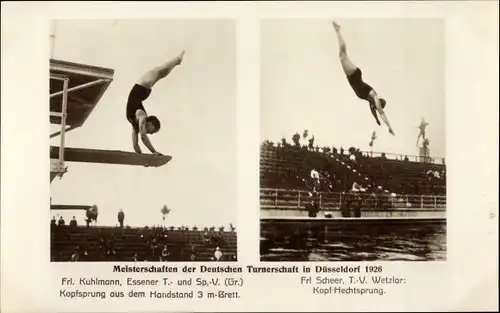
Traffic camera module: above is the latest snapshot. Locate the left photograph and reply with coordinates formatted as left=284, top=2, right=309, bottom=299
left=49, top=19, right=237, bottom=262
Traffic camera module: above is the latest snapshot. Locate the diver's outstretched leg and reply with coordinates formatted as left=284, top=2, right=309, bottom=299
left=137, top=50, right=185, bottom=89
left=332, top=22, right=357, bottom=76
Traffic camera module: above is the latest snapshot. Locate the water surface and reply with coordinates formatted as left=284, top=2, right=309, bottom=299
left=260, top=222, right=446, bottom=261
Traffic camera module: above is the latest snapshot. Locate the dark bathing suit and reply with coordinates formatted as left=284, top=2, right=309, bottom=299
left=347, top=68, right=373, bottom=101
left=126, top=84, right=152, bottom=133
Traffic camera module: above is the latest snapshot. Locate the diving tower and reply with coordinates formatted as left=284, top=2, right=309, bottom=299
left=50, top=59, right=172, bottom=184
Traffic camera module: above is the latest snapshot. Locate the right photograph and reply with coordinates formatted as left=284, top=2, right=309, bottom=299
left=260, top=19, right=446, bottom=261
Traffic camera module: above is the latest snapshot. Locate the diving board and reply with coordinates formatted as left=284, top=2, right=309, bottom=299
left=50, top=146, right=172, bottom=167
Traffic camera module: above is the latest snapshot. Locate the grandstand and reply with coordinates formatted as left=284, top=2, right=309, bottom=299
left=260, top=140, right=446, bottom=223
left=51, top=224, right=237, bottom=262
left=49, top=59, right=237, bottom=262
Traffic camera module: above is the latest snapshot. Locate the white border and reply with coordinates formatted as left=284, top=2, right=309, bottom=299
left=1, top=2, right=498, bottom=312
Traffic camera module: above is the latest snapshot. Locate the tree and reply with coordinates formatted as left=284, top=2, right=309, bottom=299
left=160, top=205, right=171, bottom=222
left=85, top=205, right=99, bottom=226
left=303, top=129, right=309, bottom=139
left=369, top=131, right=377, bottom=156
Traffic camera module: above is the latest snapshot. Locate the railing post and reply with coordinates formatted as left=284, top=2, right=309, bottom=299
left=297, top=191, right=301, bottom=208
left=274, top=190, right=278, bottom=208
left=339, top=193, right=343, bottom=209
left=319, top=193, right=322, bottom=209
left=434, top=196, right=437, bottom=209
left=421, top=195, right=424, bottom=209
left=58, top=77, right=69, bottom=174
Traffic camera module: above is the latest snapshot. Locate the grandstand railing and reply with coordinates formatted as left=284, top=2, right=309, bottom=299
left=261, top=142, right=446, bottom=165
left=260, top=188, right=446, bottom=211
left=358, top=150, right=445, bottom=165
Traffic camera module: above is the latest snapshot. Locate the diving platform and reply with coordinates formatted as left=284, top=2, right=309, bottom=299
left=50, top=59, right=115, bottom=181
left=50, top=204, right=92, bottom=211
left=50, top=59, right=114, bottom=130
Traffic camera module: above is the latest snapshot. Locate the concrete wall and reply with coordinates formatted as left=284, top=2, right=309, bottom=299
left=260, top=207, right=446, bottom=219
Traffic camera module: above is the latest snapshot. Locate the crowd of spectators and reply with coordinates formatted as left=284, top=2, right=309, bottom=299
left=50, top=214, right=237, bottom=262
left=261, top=131, right=446, bottom=197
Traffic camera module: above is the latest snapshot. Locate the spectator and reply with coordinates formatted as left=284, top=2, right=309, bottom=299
left=98, top=235, right=106, bottom=249
left=161, top=245, right=169, bottom=260
left=426, top=169, right=435, bottom=180
left=340, top=147, right=344, bottom=155
left=190, top=245, right=197, bottom=261
left=404, top=155, right=409, bottom=162
left=117, top=209, right=125, bottom=228
left=133, top=253, right=139, bottom=262
left=352, top=182, right=365, bottom=192
left=352, top=182, right=359, bottom=192
left=51, top=217, right=57, bottom=228
left=58, top=216, right=65, bottom=227
left=71, top=249, right=79, bottom=262
left=305, top=200, right=320, bottom=218
left=292, top=132, right=301, bottom=147
left=69, top=216, right=78, bottom=228
left=203, top=231, right=210, bottom=244
left=281, top=137, right=287, bottom=147
left=310, top=169, right=319, bottom=180
left=210, top=232, right=223, bottom=246
left=214, top=247, right=223, bottom=261
left=308, top=135, right=315, bottom=150
left=150, top=238, right=158, bottom=256
left=106, top=248, right=116, bottom=260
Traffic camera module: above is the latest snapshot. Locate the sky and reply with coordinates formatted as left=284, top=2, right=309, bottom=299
left=261, top=19, right=445, bottom=159
left=50, top=19, right=236, bottom=228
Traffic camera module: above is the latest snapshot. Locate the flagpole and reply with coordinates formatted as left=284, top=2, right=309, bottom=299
left=50, top=21, right=56, bottom=59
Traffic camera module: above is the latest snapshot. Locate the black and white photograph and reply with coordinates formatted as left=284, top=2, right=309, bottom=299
left=49, top=19, right=237, bottom=262
left=260, top=19, right=447, bottom=261
left=2, top=2, right=498, bottom=312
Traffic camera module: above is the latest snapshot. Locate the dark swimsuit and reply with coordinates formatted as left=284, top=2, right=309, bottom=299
left=126, top=84, right=151, bottom=133
left=347, top=67, right=373, bottom=101
left=347, top=68, right=382, bottom=124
